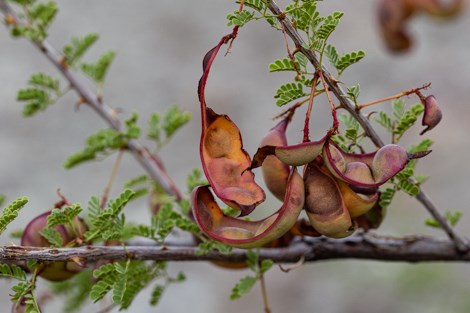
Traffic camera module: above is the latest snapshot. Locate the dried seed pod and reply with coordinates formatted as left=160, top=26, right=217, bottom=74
left=377, top=0, right=415, bottom=52
left=192, top=169, right=305, bottom=249
left=420, top=95, right=442, bottom=135
left=198, top=38, right=265, bottom=216
left=323, top=141, right=429, bottom=188
left=21, top=211, right=83, bottom=281
left=258, top=117, right=291, bottom=201
left=250, top=135, right=329, bottom=169
left=337, top=180, right=379, bottom=217
left=355, top=200, right=387, bottom=231
left=303, top=162, right=353, bottom=238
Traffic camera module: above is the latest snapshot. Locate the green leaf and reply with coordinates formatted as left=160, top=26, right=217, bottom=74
left=374, top=111, right=393, bottom=133
left=394, top=103, right=424, bottom=139
left=81, top=51, right=116, bottom=83
left=226, top=9, right=254, bottom=27
left=0, top=194, right=5, bottom=208
left=64, top=128, right=126, bottom=168
left=63, top=33, right=99, bottom=66
left=336, top=50, right=365, bottom=74
left=124, top=112, right=141, bottom=139
left=0, top=263, right=28, bottom=281
left=28, top=73, right=60, bottom=92
left=163, top=106, right=191, bottom=139
left=325, top=44, right=339, bottom=67
left=316, top=11, right=343, bottom=40
left=426, top=211, right=463, bottom=228
left=0, top=197, right=28, bottom=235
left=345, top=84, right=360, bottom=104
left=230, top=276, right=257, bottom=300
left=269, top=58, right=296, bottom=72
left=39, top=228, right=63, bottom=248
left=246, top=250, right=258, bottom=271
left=149, top=285, right=165, bottom=306
left=17, top=87, right=50, bottom=117
left=286, top=1, right=319, bottom=32
left=147, top=112, right=161, bottom=144
left=29, top=1, right=58, bottom=31
left=186, top=168, right=208, bottom=192
left=47, top=204, right=82, bottom=228
left=196, top=240, right=232, bottom=256
left=274, top=82, right=306, bottom=106
left=260, top=259, right=273, bottom=273
left=49, top=269, right=94, bottom=313
left=379, top=186, right=397, bottom=209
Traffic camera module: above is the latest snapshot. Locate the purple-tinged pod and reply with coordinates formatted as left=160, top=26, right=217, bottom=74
left=323, top=141, right=429, bottom=188
left=191, top=169, right=305, bottom=249
left=420, top=95, right=442, bottom=135
left=337, top=180, right=379, bottom=217
left=21, top=211, right=83, bottom=281
left=259, top=117, right=291, bottom=201
left=304, top=163, right=353, bottom=238
left=249, top=134, right=329, bottom=169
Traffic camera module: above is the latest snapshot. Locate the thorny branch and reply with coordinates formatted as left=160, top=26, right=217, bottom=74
left=1, top=235, right=470, bottom=263
left=266, top=0, right=468, bottom=252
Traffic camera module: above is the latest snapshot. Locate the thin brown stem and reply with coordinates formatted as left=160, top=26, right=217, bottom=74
left=259, top=270, right=271, bottom=313
left=357, top=83, right=431, bottom=110
left=100, top=148, right=124, bottom=208
left=318, top=70, right=338, bottom=132
left=303, top=73, right=319, bottom=142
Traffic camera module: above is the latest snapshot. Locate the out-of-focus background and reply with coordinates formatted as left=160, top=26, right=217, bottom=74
left=1, top=0, right=470, bottom=312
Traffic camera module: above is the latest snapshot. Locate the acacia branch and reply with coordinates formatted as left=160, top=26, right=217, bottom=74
left=267, top=0, right=468, bottom=252
left=0, top=1, right=183, bottom=201
left=1, top=235, right=470, bottom=263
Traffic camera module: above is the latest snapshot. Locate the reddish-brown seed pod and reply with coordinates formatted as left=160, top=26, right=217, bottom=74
left=323, top=141, right=429, bottom=188
left=21, top=211, right=83, bottom=281
left=377, top=0, right=415, bottom=52
left=198, top=37, right=265, bottom=217
left=420, top=95, right=442, bottom=135
left=192, top=169, right=305, bottom=249
left=303, top=162, right=353, bottom=238
left=258, top=117, right=291, bottom=201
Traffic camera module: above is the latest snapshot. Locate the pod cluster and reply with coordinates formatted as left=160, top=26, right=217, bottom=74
left=192, top=40, right=432, bottom=249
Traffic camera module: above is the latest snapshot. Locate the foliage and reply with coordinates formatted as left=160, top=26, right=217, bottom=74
left=0, top=197, right=28, bottom=235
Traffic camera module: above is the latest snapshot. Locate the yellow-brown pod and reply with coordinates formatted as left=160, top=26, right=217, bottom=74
left=337, top=180, right=379, bottom=217
left=303, top=162, right=353, bottom=238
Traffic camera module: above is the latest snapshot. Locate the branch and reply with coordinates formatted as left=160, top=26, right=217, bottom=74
left=267, top=0, right=468, bottom=252
left=0, top=1, right=183, bottom=201
left=1, top=235, right=470, bottom=263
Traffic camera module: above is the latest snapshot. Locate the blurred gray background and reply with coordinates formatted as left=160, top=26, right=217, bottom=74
left=1, top=0, right=470, bottom=312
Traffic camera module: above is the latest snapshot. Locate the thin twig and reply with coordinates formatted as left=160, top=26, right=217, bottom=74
left=259, top=270, right=272, bottom=313
left=357, top=83, right=431, bottom=110
left=100, top=148, right=124, bottom=208
left=266, top=0, right=468, bottom=252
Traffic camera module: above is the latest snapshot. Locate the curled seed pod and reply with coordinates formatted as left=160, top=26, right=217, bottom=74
left=250, top=134, right=329, bottom=169
left=303, top=162, right=353, bottom=238
left=337, top=180, right=379, bottom=217
left=377, top=0, right=415, bottom=52
left=323, top=141, right=429, bottom=188
left=258, top=117, right=291, bottom=201
left=21, top=211, right=83, bottom=281
left=420, top=95, right=442, bottom=135
left=198, top=38, right=265, bottom=217
left=192, top=169, right=305, bottom=249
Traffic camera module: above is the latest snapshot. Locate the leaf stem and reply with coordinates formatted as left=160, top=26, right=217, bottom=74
left=100, top=148, right=124, bottom=208
left=259, top=269, right=271, bottom=313
left=303, top=73, right=319, bottom=142
left=357, top=83, right=431, bottom=110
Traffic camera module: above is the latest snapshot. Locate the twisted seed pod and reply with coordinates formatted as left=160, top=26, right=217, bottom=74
left=192, top=169, right=305, bottom=249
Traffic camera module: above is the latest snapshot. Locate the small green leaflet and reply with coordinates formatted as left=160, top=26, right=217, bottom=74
left=0, top=197, right=28, bottom=235
left=274, top=82, right=306, bottom=106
